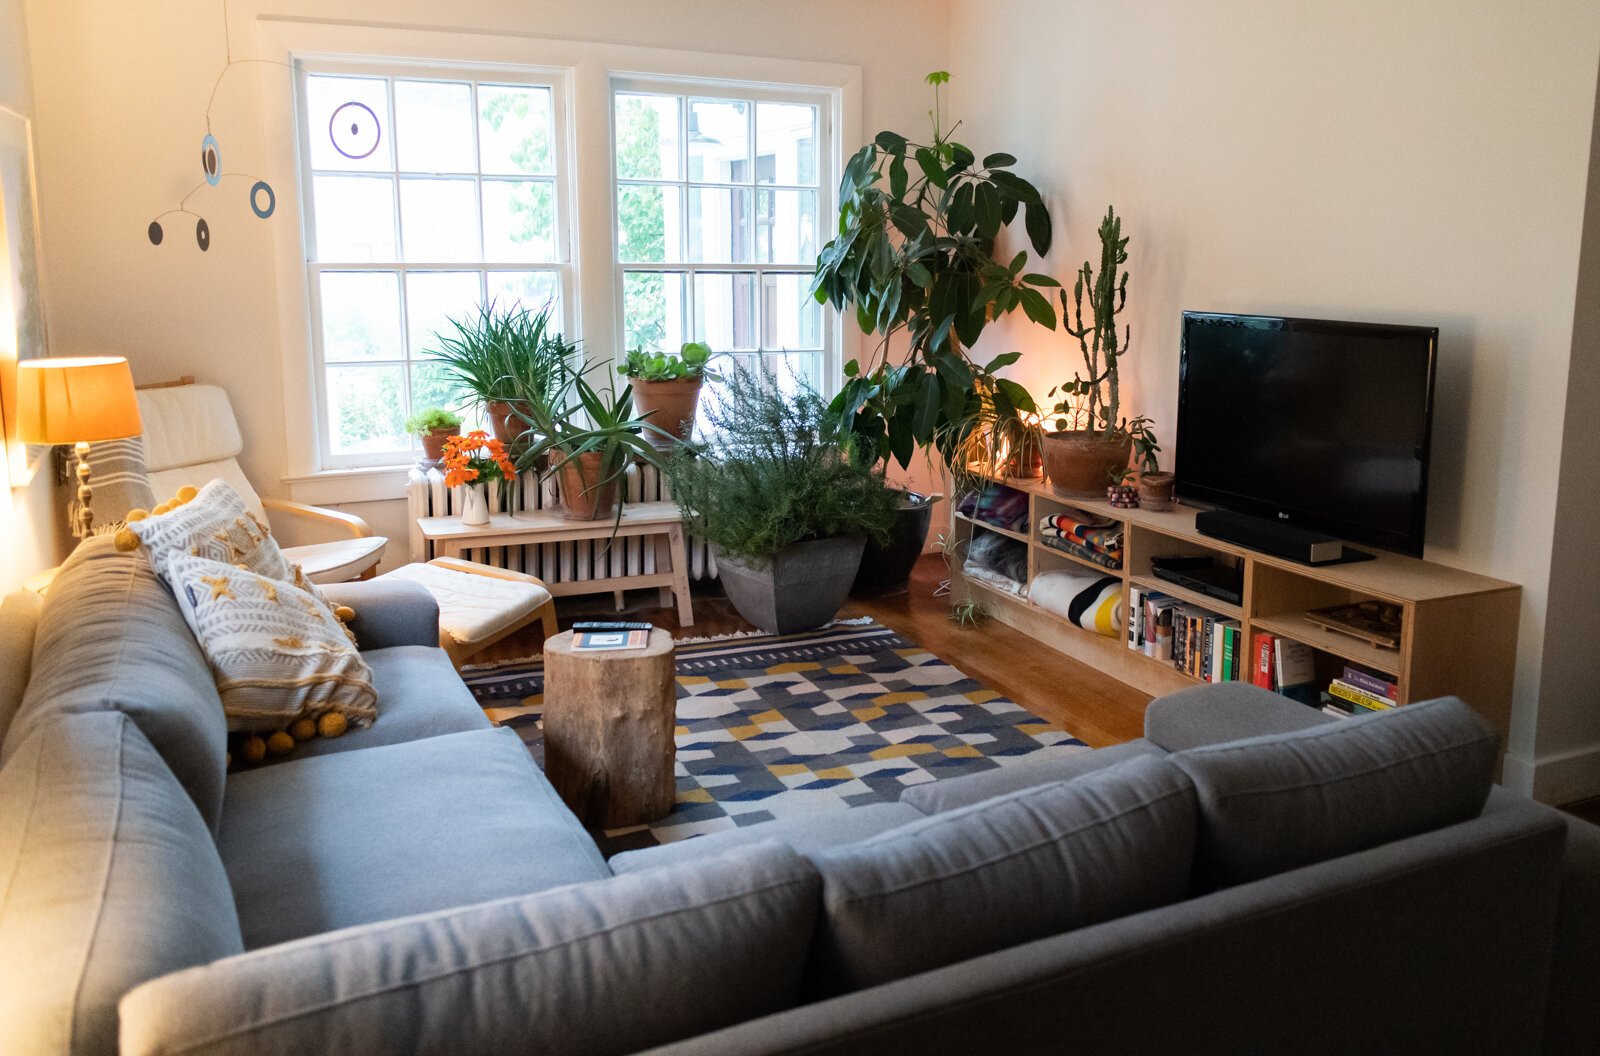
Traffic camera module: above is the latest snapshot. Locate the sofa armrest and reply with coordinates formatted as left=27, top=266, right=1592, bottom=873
left=1144, top=682, right=1335, bottom=752
left=1486, top=787, right=1600, bottom=1054
left=320, top=578, right=440, bottom=651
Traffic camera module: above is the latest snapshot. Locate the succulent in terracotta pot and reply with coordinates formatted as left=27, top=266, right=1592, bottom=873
left=620, top=341, right=719, bottom=451
left=405, top=407, right=463, bottom=464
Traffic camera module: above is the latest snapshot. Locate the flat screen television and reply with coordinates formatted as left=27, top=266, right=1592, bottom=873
left=1175, top=311, right=1439, bottom=557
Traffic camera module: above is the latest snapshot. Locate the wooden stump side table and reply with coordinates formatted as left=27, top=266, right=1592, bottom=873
left=542, top=629, right=677, bottom=828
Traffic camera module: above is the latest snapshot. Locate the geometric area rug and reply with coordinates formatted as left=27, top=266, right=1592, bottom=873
left=462, top=620, right=1089, bottom=857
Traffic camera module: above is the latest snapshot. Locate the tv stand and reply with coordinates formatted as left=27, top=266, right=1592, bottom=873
left=950, top=480, right=1521, bottom=747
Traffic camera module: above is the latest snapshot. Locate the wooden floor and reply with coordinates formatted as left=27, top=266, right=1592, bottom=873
left=474, top=551, right=1151, bottom=748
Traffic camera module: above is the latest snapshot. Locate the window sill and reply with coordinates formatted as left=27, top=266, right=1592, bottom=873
left=282, top=465, right=415, bottom=506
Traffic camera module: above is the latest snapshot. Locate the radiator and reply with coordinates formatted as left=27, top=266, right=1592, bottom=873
left=406, top=462, right=716, bottom=584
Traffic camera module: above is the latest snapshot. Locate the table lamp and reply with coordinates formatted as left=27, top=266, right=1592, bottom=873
left=18, top=356, right=143, bottom=537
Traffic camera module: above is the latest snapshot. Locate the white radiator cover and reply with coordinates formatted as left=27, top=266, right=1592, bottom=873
left=406, top=462, right=716, bottom=584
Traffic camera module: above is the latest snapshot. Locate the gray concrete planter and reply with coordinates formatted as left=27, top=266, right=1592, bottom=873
left=712, top=537, right=866, bottom=634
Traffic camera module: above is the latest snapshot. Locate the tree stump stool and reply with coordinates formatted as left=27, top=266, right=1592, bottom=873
left=542, top=629, right=677, bottom=828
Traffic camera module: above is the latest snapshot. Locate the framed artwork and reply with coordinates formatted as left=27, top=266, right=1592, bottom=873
left=0, top=104, right=50, bottom=486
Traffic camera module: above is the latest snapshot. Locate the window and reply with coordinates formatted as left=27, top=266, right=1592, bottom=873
left=612, top=81, right=831, bottom=392
left=297, top=63, right=572, bottom=467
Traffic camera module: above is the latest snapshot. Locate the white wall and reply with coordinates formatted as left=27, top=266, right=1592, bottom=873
left=20, top=0, right=951, bottom=568
left=0, top=0, right=65, bottom=593
left=948, top=0, right=1600, bottom=800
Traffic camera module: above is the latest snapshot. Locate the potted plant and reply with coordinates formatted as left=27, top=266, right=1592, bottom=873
left=405, top=407, right=463, bottom=464
left=666, top=366, right=897, bottom=633
left=1041, top=206, right=1156, bottom=499
left=440, top=430, right=518, bottom=525
left=1131, top=420, right=1175, bottom=511
left=812, top=71, right=1058, bottom=595
left=620, top=341, right=718, bottom=450
left=429, top=301, right=577, bottom=449
left=515, top=367, right=668, bottom=522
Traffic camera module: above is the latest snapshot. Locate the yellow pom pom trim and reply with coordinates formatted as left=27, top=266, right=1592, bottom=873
left=176, top=485, right=198, bottom=503
left=126, top=508, right=150, bottom=522
left=153, top=502, right=172, bottom=515
left=288, top=717, right=317, bottom=741
left=241, top=735, right=267, bottom=762
left=266, top=730, right=295, bottom=756
left=114, top=528, right=140, bottom=552
left=317, top=712, right=349, bottom=739
left=333, top=605, right=356, bottom=622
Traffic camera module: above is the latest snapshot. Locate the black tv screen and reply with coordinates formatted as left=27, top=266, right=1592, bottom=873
left=1175, top=312, right=1438, bottom=557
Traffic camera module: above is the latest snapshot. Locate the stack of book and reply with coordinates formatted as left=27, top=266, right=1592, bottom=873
left=1322, top=666, right=1399, bottom=716
left=1127, top=587, right=1245, bottom=684
left=1249, top=631, right=1318, bottom=705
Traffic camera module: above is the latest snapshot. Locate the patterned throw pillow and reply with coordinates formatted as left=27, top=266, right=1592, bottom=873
left=164, top=552, right=377, bottom=733
left=116, top=479, right=290, bottom=581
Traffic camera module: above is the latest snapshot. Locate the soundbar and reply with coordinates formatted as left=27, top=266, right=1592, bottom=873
left=1194, top=509, right=1345, bottom=565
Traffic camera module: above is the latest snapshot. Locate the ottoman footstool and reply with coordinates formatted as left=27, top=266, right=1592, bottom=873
left=381, top=558, right=557, bottom=668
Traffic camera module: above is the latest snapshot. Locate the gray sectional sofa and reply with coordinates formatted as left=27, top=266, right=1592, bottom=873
left=1, top=535, right=1597, bottom=1055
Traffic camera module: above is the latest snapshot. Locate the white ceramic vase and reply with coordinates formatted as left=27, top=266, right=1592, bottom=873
left=460, top=482, right=491, bottom=525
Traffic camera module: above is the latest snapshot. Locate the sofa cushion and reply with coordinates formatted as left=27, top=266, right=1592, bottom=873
left=120, top=841, right=821, bottom=1056
left=258, top=645, right=489, bottom=763
left=1144, top=680, right=1336, bottom=751
left=610, top=801, right=926, bottom=874
left=0, top=588, right=43, bottom=747
left=808, top=753, right=1197, bottom=994
left=4, top=536, right=230, bottom=831
left=0, top=713, right=244, bottom=1056
left=1170, top=695, right=1497, bottom=891
left=900, top=738, right=1163, bottom=815
left=219, top=725, right=607, bottom=948
left=164, top=551, right=377, bottom=733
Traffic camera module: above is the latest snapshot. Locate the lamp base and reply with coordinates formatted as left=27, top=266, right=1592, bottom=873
left=74, top=440, right=94, bottom=539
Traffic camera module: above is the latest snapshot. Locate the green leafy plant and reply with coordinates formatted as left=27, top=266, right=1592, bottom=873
left=403, top=407, right=463, bottom=435
left=813, top=71, right=1058, bottom=472
left=1128, top=414, right=1161, bottom=474
left=517, top=370, right=666, bottom=485
left=429, top=300, right=574, bottom=411
left=1047, top=206, right=1141, bottom=439
left=948, top=597, right=992, bottom=628
left=666, top=366, right=897, bottom=561
left=620, top=341, right=719, bottom=382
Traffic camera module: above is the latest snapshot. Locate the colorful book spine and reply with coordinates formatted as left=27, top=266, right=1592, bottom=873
left=1253, top=633, right=1277, bottom=689
left=1128, top=586, right=1145, bottom=651
left=1340, top=666, right=1398, bottom=700
left=1328, top=679, right=1395, bottom=711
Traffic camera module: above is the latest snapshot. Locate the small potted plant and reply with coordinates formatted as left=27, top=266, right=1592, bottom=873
left=1130, top=419, right=1175, bottom=511
left=667, top=366, right=897, bottom=633
left=429, top=301, right=577, bottom=449
left=516, top=369, right=668, bottom=522
left=440, top=430, right=518, bottom=525
left=1041, top=206, right=1153, bottom=498
left=406, top=407, right=463, bottom=464
left=620, top=341, right=718, bottom=450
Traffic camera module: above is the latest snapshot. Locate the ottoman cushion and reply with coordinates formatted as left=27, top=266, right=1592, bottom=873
left=384, top=559, right=551, bottom=645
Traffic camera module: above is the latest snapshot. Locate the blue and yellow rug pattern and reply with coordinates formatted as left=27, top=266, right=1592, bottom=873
left=464, top=621, right=1087, bottom=855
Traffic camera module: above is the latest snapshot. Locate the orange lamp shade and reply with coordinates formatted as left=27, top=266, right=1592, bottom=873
left=17, top=357, right=142, bottom=445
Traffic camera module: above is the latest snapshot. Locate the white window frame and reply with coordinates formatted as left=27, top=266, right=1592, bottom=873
left=608, top=75, right=837, bottom=388
left=257, top=20, right=861, bottom=496
left=295, top=57, right=578, bottom=470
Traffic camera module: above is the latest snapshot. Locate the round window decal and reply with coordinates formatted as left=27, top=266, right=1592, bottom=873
left=328, top=101, right=381, bottom=160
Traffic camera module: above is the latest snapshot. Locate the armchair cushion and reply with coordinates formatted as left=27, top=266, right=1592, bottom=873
left=319, top=577, right=440, bottom=649
left=284, top=536, right=387, bottom=584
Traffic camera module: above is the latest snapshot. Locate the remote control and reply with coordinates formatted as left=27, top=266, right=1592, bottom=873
left=571, top=621, right=655, bottom=631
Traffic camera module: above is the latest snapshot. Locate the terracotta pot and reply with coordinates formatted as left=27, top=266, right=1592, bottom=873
left=485, top=400, right=529, bottom=448
left=419, top=426, right=454, bottom=464
left=556, top=450, right=622, bottom=521
left=631, top=377, right=703, bottom=450
left=1138, top=471, right=1177, bottom=512
left=1040, top=430, right=1133, bottom=499
left=1004, top=442, right=1043, bottom=480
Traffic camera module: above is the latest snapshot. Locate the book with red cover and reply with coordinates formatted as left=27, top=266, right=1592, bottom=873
left=1253, top=632, right=1276, bottom=689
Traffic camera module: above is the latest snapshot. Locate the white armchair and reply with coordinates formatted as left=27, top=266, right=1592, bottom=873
left=136, top=380, right=386, bottom=582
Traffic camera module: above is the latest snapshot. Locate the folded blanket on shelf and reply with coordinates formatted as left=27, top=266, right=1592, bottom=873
left=957, top=484, right=1030, bottom=533
left=1030, top=569, right=1123, bottom=637
left=962, top=561, right=1028, bottom=598
left=1038, top=511, right=1124, bottom=569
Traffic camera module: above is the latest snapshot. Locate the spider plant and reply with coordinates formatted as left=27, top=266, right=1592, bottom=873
left=429, top=301, right=576, bottom=444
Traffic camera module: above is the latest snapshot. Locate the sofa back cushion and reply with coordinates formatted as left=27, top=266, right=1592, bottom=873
left=808, top=753, right=1197, bottom=995
left=0, top=588, right=43, bottom=747
left=120, top=841, right=821, bottom=1056
left=1170, top=695, right=1498, bottom=891
left=0, top=712, right=244, bottom=1056
left=3, top=536, right=229, bottom=830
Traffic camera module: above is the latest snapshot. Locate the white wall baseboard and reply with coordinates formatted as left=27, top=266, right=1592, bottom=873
left=1503, top=742, right=1600, bottom=806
